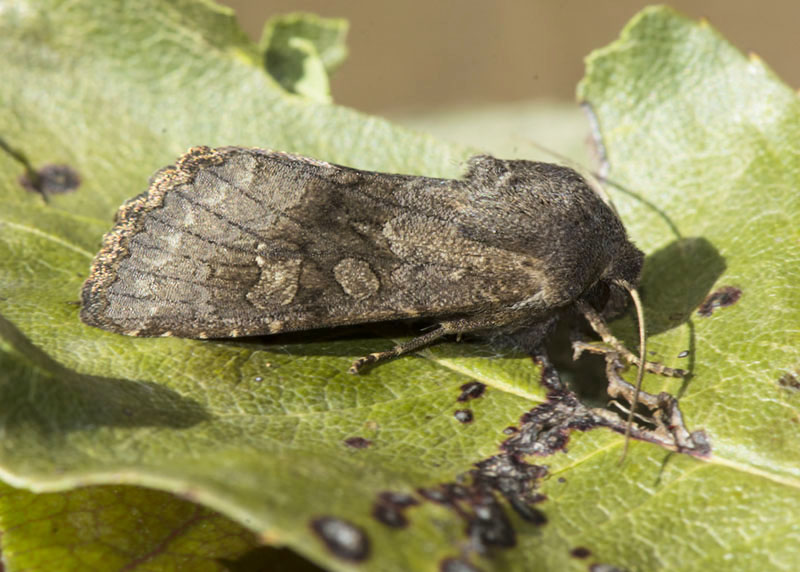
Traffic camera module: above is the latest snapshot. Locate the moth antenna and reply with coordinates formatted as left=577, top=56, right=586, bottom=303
left=619, top=282, right=647, bottom=463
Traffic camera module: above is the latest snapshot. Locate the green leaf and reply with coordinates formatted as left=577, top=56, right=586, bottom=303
left=0, top=480, right=263, bottom=570
left=0, top=3, right=798, bottom=572
left=260, top=12, right=349, bottom=102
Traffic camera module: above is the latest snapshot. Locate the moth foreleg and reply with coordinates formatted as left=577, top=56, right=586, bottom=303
left=575, top=300, right=686, bottom=378
left=349, top=326, right=451, bottom=374
left=348, top=316, right=500, bottom=374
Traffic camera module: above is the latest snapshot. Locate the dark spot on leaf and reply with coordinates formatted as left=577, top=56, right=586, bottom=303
left=440, top=557, right=483, bottom=572
left=502, top=426, right=518, bottom=435
left=558, top=477, right=566, bottom=483
left=372, top=503, right=407, bottom=528
left=378, top=491, right=419, bottom=507
left=19, top=164, right=81, bottom=197
left=344, top=436, right=372, bottom=449
left=458, top=382, right=486, bottom=402
left=372, top=491, right=419, bottom=528
left=697, top=286, right=742, bottom=317
left=310, top=517, right=370, bottom=562
left=571, top=546, right=592, bottom=559
left=778, top=371, right=800, bottom=392
left=454, top=409, right=474, bottom=423
left=677, top=350, right=689, bottom=358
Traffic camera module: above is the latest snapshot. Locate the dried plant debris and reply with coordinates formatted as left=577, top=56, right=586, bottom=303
left=365, top=347, right=708, bottom=562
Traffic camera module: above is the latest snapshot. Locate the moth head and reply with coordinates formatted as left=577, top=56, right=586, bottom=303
left=582, top=239, right=644, bottom=317
left=604, top=239, right=645, bottom=289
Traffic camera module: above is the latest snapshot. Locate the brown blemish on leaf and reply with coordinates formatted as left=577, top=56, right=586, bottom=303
left=457, top=381, right=486, bottom=402
left=344, top=436, right=372, bottom=449
left=19, top=164, right=81, bottom=197
left=1, top=138, right=80, bottom=200
left=310, top=516, right=370, bottom=562
left=697, top=286, right=742, bottom=317
left=571, top=546, right=592, bottom=559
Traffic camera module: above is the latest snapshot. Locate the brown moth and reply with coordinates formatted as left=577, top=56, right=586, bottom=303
left=81, top=146, right=703, bottom=454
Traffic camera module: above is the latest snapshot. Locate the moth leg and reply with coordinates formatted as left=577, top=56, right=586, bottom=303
left=602, top=354, right=709, bottom=454
left=349, top=326, right=450, bottom=374
left=574, top=300, right=686, bottom=378
left=349, top=316, right=500, bottom=374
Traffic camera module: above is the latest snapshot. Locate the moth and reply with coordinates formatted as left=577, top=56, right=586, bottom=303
left=81, top=146, right=693, bottom=452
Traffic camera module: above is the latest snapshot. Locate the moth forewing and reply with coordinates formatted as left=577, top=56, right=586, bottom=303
left=82, top=148, right=617, bottom=341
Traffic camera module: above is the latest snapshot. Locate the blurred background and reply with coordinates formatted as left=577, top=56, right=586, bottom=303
left=220, top=1, right=797, bottom=114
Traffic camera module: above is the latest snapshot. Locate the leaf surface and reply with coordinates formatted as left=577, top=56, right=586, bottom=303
left=0, top=3, right=798, bottom=571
